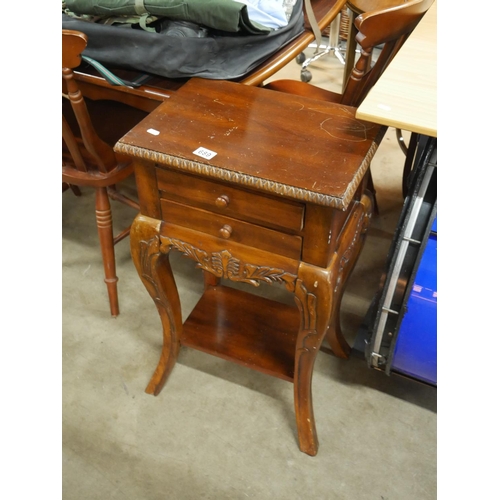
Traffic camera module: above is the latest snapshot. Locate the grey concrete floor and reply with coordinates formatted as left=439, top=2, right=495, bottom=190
left=62, top=44, right=437, bottom=499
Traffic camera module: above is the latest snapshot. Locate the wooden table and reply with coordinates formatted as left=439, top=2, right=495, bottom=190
left=356, top=1, right=437, bottom=137
left=69, top=0, right=346, bottom=112
left=115, top=78, right=386, bottom=455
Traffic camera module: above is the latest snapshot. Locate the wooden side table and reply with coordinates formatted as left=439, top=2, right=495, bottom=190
left=115, top=78, right=386, bottom=455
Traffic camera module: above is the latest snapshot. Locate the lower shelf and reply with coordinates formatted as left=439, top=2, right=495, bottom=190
left=181, top=285, right=300, bottom=382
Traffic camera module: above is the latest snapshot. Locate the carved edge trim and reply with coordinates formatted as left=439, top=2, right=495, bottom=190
left=158, top=235, right=297, bottom=292
left=115, top=142, right=378, bottom=210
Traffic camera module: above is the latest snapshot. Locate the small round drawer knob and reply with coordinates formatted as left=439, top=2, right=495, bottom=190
left=219, top=224, right=233, bottom=239
left=215, top=195, right=229, bottom=208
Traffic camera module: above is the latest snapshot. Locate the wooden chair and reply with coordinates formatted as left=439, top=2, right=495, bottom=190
left=263, top=0, right=434, bottom=211
left=342, top=0, right=405, bottom=90
left=342, top=0, right=413, bottom=162
left=264, top=0, right=434, bottom=107
left=67, top=0, right=348, bottom=102
left=62, top=29, right=148, bottom=317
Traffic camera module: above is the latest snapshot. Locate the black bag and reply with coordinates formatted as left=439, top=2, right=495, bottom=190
left=61, top=0, right=304, bottom=80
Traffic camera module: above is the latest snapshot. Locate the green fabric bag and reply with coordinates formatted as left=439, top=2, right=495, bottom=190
left=64, top=0, right=270, bottom=34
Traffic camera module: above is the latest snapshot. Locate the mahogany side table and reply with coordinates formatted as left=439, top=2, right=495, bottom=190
left=115, top=78, right=386, bottom=455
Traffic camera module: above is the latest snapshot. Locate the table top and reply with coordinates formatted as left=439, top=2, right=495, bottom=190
left=115, top=78, right=385, bottom=210
left=356, top=1, right=437, bottom=137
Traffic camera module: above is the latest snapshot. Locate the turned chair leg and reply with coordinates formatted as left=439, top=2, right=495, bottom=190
left=95, top=187, right=119, bottom=317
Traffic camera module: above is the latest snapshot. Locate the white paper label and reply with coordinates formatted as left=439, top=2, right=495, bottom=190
left=193, top=147, right=217, bottom=160
left=147, top=128, right=160, bottom=136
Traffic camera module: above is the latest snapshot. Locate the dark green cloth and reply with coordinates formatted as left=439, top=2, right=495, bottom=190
left=65, top=0, right=270, bottom=34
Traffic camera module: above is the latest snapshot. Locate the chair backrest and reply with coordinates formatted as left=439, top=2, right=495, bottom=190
left=62, top=29, right=117, bottom=173
left=342, top=0, right=434, bottom=107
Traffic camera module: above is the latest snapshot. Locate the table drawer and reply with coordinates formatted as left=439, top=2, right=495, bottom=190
left=160, top=199, right=302, bottom=260
left=156, top=168, right=304, bottom=233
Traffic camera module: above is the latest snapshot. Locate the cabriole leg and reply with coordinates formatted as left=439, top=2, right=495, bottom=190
left=130, top=215, right=183, bottom=396
left=325, top=193, right=373, bottom=358
left=293, top=195, right=373, bottom=455
left=293, top=264, right=336, bottom=456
